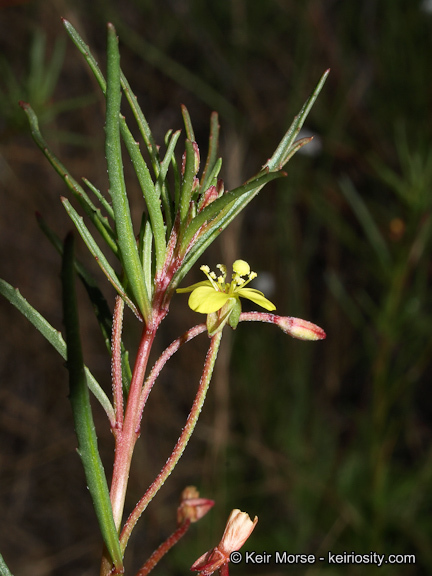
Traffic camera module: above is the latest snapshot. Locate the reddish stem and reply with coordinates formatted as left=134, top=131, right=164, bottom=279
left=135, top=520, right=191, bottom=576
left=109, top=324, right=157, bottom=531
left=120, top=331, right=222, bottom=551
left=137, top=323, right=207, bottom=417
left=111, top=296, right=125, bottom=433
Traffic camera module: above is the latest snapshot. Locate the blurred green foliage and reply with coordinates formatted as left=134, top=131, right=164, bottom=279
left=1, top=1, right=432, bottom=575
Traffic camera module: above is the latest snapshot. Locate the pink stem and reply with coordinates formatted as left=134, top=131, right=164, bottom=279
left=135, top=520, right=191, bottom=576
left=109, top=322, right=158, bottom=532
left=239, top=311, right=326, bottom=340
left=120, top=330, right=223, bottom=551
left=137, top=323, right=207, bottom=417
left=111, top=296, right=125, bottom=433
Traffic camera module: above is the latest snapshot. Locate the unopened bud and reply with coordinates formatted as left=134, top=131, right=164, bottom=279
left=276, top=316, right=326, bottom=341
left=177, top=486, right=214, bottom=525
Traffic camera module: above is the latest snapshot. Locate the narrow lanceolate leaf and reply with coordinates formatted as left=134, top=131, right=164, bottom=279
left=105, top=23, right=151, bottom=320
left=62, top=197, right=141, bottom=319
left=83, top=178, right=115, bottom=221
left=19, top=102, right=118, bottom=256
left=264, top=69, right=330, bottom=172
left=199, top=111, right=220, bottom=195
left=64, top=19, right=166, bottom=278
left=0, top=278, right=115, bottom=426
left=61, top=234, right=123, bottom=572
left=181, top=105, right=195, bottom=142
left=0, top=552, right=14, bottom=576
left=36, top=213, right=132, bottom=392
left=119, top=117, right=167, bottom=275
left=179, top=139, right=197, bottom=225
left=179, top=169, right=285, bottom=254
left=169, top=72, right=330, bottom=290
left=62, top=19, right=107, bottom=93
left=120, top=71, right=159, bottom=176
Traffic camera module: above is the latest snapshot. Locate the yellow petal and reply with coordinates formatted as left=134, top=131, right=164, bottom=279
left=177, top=280, right=213, bottom=294
left=237, top=287, right=276, bottom=311
left=189, top=286, right=231, bottom=313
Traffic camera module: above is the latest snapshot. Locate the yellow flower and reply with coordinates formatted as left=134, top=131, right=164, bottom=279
left=177, top=260, right=276, bottom=314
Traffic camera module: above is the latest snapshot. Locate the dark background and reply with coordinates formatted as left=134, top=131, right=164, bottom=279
left=1, top=1, right=432, bottom=575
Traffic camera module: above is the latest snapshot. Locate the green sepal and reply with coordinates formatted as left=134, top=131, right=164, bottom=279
left=228, top=298, right=242, bottom=330
left=61, top=234, right=123, bottom=571
left=206, top=299, right=236, bottom=337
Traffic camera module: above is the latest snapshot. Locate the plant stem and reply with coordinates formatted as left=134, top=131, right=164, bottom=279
left=120, top=330, right=223, bottom=551
left=109, top=325, right=157, bottom=530
left=138, top=323, right=207, bottom=416
left=112, top=296, right=125, bottom=434
left=135, top=520, right=191, bottom=576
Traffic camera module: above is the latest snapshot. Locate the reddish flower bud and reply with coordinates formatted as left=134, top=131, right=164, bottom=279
left=276, top=316, right=326, bottom=341
left=177, top=486, right=214, bottom=525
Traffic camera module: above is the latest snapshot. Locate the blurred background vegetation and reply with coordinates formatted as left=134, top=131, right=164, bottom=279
left=1, top=1, right=432, bottom=575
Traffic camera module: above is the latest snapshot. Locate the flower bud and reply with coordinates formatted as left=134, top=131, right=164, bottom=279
left=177, top=486, right=214, bottom=525
left=276, top=316, right=326, bottom=340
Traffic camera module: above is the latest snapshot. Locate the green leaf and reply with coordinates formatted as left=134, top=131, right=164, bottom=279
left=19, top=102, right=118, bottom=256
left=63, top=19, right=107, bottom=93
left=120, top=70, right=159, bottom=177
left=37, top=213, right=132, bottom=394
left=264, top=69, right=330, bottom=171
left=0, top=552, right=14, bottom=576
left=105, top=24, right=151, bottom=320
left=0, top=278, right=115, bottom=423
left=181, top=104, right=195, bottom=141
left=83, top=178, right=115, bottom=221
left=119, top=117, right=167, bottom=274
left=61, top=197, right=141, bottom=318
left=199, top=111, right=220, bottom=195
left=179, top=139, right=197, bottom=226
left=179, top=169, right=285, bottom=254
left=61, top=234, right=123, bottom=571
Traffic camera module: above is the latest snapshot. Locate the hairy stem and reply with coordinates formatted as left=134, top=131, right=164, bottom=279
left=112, top=296, right=125, bottom=433
left=120, top=330, right=223, bottom=551
left=135, top=520, right=191, bottom=576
